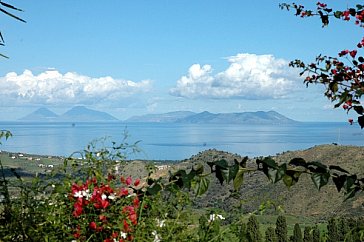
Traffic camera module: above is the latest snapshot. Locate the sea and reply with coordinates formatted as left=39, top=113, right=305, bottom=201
left=0, top=121, right=363, bottom=160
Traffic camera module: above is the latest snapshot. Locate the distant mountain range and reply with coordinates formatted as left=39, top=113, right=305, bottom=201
left=20, top=108, right=296, bottom=124
left=126, top=111, right=297, bottom=124
left=19, top=106, right=118, bottom=122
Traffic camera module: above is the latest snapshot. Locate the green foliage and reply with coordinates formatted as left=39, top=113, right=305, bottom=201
left=303, top=226, right=312, bottom=242
left=275, top=215, right=288, bottom=242
left=247, top=215, right=262, bottom=242
left=265, top=226, right=277, bottom=242
left=311, top=225, right=320, bottom=242
left=327, top=217, right=338, bottom=242
left=293, top=223, right=303, bottom=242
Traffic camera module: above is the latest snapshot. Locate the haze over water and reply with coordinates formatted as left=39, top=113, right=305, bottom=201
left=0, top=122, right=362, bottom=160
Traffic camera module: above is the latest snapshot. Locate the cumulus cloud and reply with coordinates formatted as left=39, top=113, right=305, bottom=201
left=170, top=53, right=300, bottom=99
left=0, top=69, right=152, bottom=106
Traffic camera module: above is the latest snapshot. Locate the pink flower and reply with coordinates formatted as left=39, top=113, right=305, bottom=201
left=126, top=177, right=132, bottom=186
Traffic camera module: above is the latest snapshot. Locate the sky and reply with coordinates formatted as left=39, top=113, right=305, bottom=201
left=0, top=0, right=361, bottom=121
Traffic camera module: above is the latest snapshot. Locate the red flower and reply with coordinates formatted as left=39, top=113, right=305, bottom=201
left=133, top=197, right=140, bottom=208
left=123, top=206, right=138, bottom=225
left=339, top=49, right=349, bottom=57
left=134, top=178, right=140, bottom=187
left=89, top=221, right=97, bottom=230
left=343, top=10, right=350, bottom=21
left=350, top=50, right=357, bottom=58
left=99, top=214, right=107, bottom=222
left=93, top=197, right=110, bottom=209
left=72, top=200, right=83, bottom=217
left=119, top=187, right=129, bottom=196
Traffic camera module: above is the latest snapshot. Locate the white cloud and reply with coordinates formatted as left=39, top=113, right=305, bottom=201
left=0, top=69, right=152, bottom=106
left=170, top=53, right=300, bottom=99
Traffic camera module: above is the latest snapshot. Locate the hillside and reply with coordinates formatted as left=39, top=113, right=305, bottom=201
left=2, top=144, right=363, bottom=219
left=121, top=144, right=364, bottom=219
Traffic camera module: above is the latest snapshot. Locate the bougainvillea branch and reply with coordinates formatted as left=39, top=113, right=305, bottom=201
left=280, top=2, right=364, bottom=128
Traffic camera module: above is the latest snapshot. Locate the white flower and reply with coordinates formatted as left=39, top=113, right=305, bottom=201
left=73, top=191, right=83, bottom=198
left=120, top=231, right=127, bottom=239
left=82, top=189, right=91, bottom=200
left=152, top=231, right=161, bottom=242
left=108, top=193, right=116, bottom=200
left=208, top=214, right=225, bottom=223
left=156, top=218, right=166, bottom=228
left=101, top=194, right=107, bottom=200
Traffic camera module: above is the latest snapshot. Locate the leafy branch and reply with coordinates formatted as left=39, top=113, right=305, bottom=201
left=280, top=2, right=364, bottom=128
left=0, top=1, right=26, bottom=58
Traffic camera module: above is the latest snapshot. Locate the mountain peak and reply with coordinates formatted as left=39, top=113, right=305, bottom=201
left=19, top=108, right=58, bottom=121
left=60, top=106, right=118, bottom=121
left=19, top=107, right=118, bottom=122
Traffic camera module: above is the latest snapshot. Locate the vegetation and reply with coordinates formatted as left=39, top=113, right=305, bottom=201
left=1, top=1, right=364, bottom=241
left=292, top=223, right=303, bottom=242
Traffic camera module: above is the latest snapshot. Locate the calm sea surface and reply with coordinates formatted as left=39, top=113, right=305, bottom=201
left=0, top=122, right=363, bottom=160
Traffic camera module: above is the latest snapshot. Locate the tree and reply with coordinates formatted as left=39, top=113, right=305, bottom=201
left=303, top=226, right=312, bottom=242
left=280, top=2, right=364, bottom=129
left=337, top=217, right=349, bottom=241
left=327, top=217, right=338, bottom=242
left=312, top=225, right=320, bottom=242
left=247, top=215, right=262, bottom=242
left=292, top=223, right=303, bottom=242
left=275, top=215, right=288, bottom=242
left=265, top=226, right=277, bottom=242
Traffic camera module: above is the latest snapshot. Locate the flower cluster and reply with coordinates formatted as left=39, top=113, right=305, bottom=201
left=207, top=214, right=225, bottom=223
left=69, top=175, right=142, bottom=242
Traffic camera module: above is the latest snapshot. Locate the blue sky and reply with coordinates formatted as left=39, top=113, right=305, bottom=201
left=0, top=0, right=361, bottom=121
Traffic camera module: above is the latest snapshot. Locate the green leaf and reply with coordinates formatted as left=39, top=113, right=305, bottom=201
left=0, top=8, right=26, bottom=23
left=329, top=165, right=349, bottom=174
left=329, top=82, right=338, bottom=93
left=233, top=167, right=247, bottom=191
left=332, top=174, right=347, bottom=192
left=147, top=183, right=162, bottom=195
left=283, top=170, right=302, bottom=188
left=0, top=53, right=9, bottom=59
left=215, top=165, right=228, bottom=185
left=343, top=175, right=357, bottom=192
left=334, top=11, right=342, bottom=18
left=311, top=172, right=330, bottom=190
left=215, top=159, right=228, bottom=169
left=228, top=163, right=239, bottom=183
left=344, top=187, right=360, bottom=201
left=0, top=2, right=24, bottom=11
left=195, top=176, right=210, bottom=196
left=358, top=115, right=364, bottom=129
left=354, top=106, right=364, bottom=115
left=192, top=163, right=204, bottom=175
left=307, top=161, right=327, bottom=173
left=289, top=158, right=307, bottom=168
